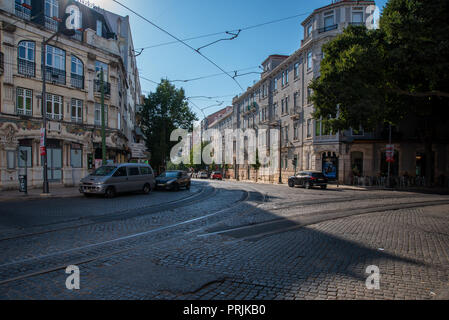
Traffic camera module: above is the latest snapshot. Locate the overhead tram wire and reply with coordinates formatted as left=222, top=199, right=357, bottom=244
left=111, top=0, right=244, bottom=92
left=134, top=11, right=313, bottom=51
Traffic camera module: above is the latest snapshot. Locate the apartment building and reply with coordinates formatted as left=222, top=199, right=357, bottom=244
left=231, top=0, right=377, bottom=184
left=0, top=0, right=145, bottom=190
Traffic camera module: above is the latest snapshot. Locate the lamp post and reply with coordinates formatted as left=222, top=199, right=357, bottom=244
left=40, top=18, right=75, bottom=194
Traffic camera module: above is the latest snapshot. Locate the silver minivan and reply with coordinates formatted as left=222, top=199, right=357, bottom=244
left=79, top=163, right=156, bottom=198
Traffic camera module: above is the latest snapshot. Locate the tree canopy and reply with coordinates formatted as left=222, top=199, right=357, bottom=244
left=310, top=0, right=449, bottom=133
left=139, top=80, right=197, bottom=173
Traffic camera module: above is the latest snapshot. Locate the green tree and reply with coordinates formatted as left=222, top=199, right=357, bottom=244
left=140, top=80, right=197, bottom=173
left=310, top=0, right=449, bottom=185
left=251, top=149, right=262, bottom=182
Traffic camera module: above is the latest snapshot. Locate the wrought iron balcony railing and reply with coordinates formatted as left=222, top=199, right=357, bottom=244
left=45, top=66, right=66, bottom=85
left=70, top=73, right=84, bottom=89
left=72, top=30, right=83, bottom=42
left=15, top=3, right=31, bottom=21
left=18, top=58, right=35, bottom=77
left=46, top=113, right=63, bottom=121
left=16, top=108, right=32, bottom=117
left=349, top=22, right=364, bottom=26
left=94, top=80, right=111, bottom=95
left=45, top=16, right=59, bottom=32
left=318, top=24, right=338, bottom=34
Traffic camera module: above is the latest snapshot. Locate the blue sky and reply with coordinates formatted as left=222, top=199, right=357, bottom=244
left=94, top=0, right=388, bottom=119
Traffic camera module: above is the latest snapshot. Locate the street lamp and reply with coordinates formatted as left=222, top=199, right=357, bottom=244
left=41, top=17, right=75, bottom=194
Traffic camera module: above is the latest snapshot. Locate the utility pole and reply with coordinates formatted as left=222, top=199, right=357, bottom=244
left=278, top=121, right=282, bottom=184
left=41, top=38, right=49, bottom=194
left=100, top=68, right=107, bottom=165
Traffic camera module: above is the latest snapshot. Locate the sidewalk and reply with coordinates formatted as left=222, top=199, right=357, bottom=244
left=223, top=178, right=449, bottom=194
left=0, top=186, right=82, bottom=202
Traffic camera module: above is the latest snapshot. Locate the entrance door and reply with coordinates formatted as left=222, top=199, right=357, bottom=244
left=46, top=140, right=62, bottom=182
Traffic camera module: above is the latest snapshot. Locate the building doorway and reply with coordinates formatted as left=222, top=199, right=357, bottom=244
left=416, top=152, right=435, bottom=182
left=351, top=152, right=364, bottom=177
left=46, top=140, right=62, bottom=181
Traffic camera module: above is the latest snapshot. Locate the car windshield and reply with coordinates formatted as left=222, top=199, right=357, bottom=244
left=92, top=166, right=116, bottom=177
left=159, top=172, right=179, bottom=178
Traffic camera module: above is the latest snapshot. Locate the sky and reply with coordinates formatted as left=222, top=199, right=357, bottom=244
left=91, top=0, right=388, bottom=119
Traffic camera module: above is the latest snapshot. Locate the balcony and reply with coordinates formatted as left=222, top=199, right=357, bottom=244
left=94, top=80, right=111, bottom=95
left=16, top=108, right=32, bottom=117
left=349, top=22, right=364, bottom=27
left=45, top=66, right=66, bottom=85
left=70, top=73, right=84, bottom=89
left=46, top=113, right=63, bottom=121
left=18, top=58, right=35, bottom=77
left=72, top=30, right=83, bottom=42
left=45, top=16, right=59, bottom=32
left=0, top=52, right=3, bottom=76
left=71, top=116, right=83, bottom=124
left=318, top=24, right=338, bottom=34
left=15, top=3, right=31, bottom=21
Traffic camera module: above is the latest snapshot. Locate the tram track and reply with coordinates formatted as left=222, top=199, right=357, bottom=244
left=0, top=184, right=215, bottom=242
left=0, top=187, right=266, bottom=286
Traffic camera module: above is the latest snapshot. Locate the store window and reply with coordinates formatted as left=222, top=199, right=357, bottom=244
left=18, top=141, right=32, bottom=168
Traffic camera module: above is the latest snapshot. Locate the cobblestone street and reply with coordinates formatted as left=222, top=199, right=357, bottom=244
left=0, top=180, right=448, bottom=300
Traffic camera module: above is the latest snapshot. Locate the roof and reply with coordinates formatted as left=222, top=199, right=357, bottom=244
left=261, top=54, right=289, bottom=66
left=206, top=106, right=233, bottom=125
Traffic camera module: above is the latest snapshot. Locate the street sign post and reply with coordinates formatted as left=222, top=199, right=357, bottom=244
left=386, top=144, right=395, bottom=163
left=19, top=150, right=28, bottom=195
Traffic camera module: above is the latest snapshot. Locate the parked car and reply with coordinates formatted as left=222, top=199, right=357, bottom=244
left=79, top=163, right=156, bottom=198
left=155, top=170, right=191, bottom=191
left=288, top=171, right=328, bottom=189
left=199, top=171, right=209, bottom=179
left=211, top=171, right=223, bottom=180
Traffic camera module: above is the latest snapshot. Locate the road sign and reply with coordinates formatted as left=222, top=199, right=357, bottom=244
left=386, top=144, right=395, bottom=163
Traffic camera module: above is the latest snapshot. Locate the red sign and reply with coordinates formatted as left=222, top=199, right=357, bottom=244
left=40, top=128, right=46, bottom=156
left=386, top=144, right=395, bottom=163
left=40, top=146, right=46, bottom=156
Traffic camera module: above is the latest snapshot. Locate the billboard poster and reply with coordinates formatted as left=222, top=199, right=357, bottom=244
left=322, top=156, right=338, bottom=180
left=386, top=145, right=395, bottom=163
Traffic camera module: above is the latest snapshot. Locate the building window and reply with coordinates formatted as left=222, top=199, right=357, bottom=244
left=285, top=96, right=289, bottom=114
left=45, top=0, right=59, bottom=17
left=71, top=99, right=83, bottom=123
left=45, top=45, right=66, bottom=84
left=71, top=55, right=84, bottom=89
left=294, top=122, right=299, bottom=140
left=7, top=151, right=16, bottom=169
left=96, top=20, right=103, bottom=37
left=316, top=119, right=322, bottom=137
left=324, top=13, right=334, bottom=28
left=46, top=93, right=63, bottom=120
left=307, top=51, right=313, bottom=70
left=307, top=24, right=312, bottom=38
left=352, top=12, right=364, bottom=25
left=15, top=0, right=32, bottom=21
left=281, top=72, right=285, bottom=86
left=70, top=145, right=82, bottom=168
left=273, top=103, right=278, bottom=119
left=285, top=69, right=289, bottom=84
left=44, top=0, right=59, bottom=31
left=274, top=77, right=278, bottom=90
left=95, top=61, right=110, bottom=94
left=294, top=62, right=299, bottom=78
left=306, top=87, right=312, bottom=104
left=94, top=103, right=108, bottom=127
left=16, top=87, right=32, bottom=116
left=18, top=40, right=35, bottom=77
left=307, top=119, right=312, bottom=138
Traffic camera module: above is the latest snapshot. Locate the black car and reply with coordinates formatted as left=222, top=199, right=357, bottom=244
left=288, top=171, right=328, bottom=189
left=155, top=170, right=191, bottom=191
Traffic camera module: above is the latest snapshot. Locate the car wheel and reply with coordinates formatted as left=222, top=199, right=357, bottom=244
left=305, top=182, right=311, bottom=189
left=105, top=187, right=116, bottom=198
left=143, top=183, right=152, bottom=194
left=288, top=180, right=295, bottom=188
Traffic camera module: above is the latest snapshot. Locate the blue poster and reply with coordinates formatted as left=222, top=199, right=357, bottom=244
left=323, top=158, right=338, bottom=179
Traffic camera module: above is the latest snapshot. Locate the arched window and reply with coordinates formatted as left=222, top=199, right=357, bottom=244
left=70, top=55, right=84, bottom=89
left=18, top=40, right=35, bottom=77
